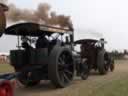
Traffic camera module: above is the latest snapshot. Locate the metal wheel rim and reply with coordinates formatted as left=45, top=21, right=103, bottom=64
left=57, top=51, right=74, bottom=84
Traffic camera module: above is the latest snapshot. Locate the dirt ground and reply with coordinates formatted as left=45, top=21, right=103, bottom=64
left=14, top=60, right=128, bottom=96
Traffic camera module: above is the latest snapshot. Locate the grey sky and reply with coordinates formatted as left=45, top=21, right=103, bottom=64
left=0, top=0, right=128, bottom=52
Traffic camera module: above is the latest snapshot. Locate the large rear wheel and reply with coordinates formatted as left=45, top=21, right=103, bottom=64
left=97, top=49, right=108, bottom=75
left=48, top=47, right=75, bottom=88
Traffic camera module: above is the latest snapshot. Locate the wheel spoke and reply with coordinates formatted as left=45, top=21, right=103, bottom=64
left=63, top=72, right=70, bottom=82
left=62, top=54, right=66, bottom=60
left=57, top=52, right=74, bottom=86
left=58, top=62, right=63, bottom=67
left=66, top=63, right=73, bottom=67
left=59, top=71, right=65, bottom=83
left=59, top=58, right=64, bottom=65
left=63, top=56, right=73, bottom=65
left=64, top=69, right=73, bottom=76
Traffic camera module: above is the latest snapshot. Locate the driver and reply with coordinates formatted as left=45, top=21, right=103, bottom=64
left=21, top=36, right=33, bottom=49
left=36, top=34, right=49, bottom=48
left=21, top=36, right=34, bottom=65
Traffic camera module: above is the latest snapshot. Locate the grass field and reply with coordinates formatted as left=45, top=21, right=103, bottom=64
left=78, top=60, right=128, bottom=96
left=91, top=78, right=128, bottom=96
left=0, top=64, right=14, bottom=73
left=0, top=60, right=128, bottom=96
left=13, top=60, right=128, bottom=96
left=79, top=77, right=128, bottom=96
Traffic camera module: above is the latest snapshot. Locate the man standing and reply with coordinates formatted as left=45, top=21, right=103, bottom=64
left=36, top=34, right=49, bottom=48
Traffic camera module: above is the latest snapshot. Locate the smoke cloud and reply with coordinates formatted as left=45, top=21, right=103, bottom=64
left=5, top=1, right=73, bottom=30
left=0, top=0, right=8, bottom=4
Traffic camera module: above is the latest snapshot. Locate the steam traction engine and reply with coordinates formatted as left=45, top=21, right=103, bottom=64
left=2, top=22, right=89, bottom=88
left=3, top=22, right=75, bottom=88
left=74, top=39, right=115, bottom=75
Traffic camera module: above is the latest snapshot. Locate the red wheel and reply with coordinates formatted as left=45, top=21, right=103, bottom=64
left=0, top=81, right=13, bottom=96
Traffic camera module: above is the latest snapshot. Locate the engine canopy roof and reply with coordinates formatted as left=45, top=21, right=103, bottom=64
left=5, top=22, right=73, bottom=37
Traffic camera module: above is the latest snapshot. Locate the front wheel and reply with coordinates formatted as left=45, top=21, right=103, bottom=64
left=18, top=79, right=40, bottom=87
left=80, top=60, right=89, bottom=80
left=81, top=67, right=89, bottom=80
left=110, top=63, right=115, bottom=72
left=110, top=58, right=115, bottom=72
left=17, top=72, right=40, bottom=87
